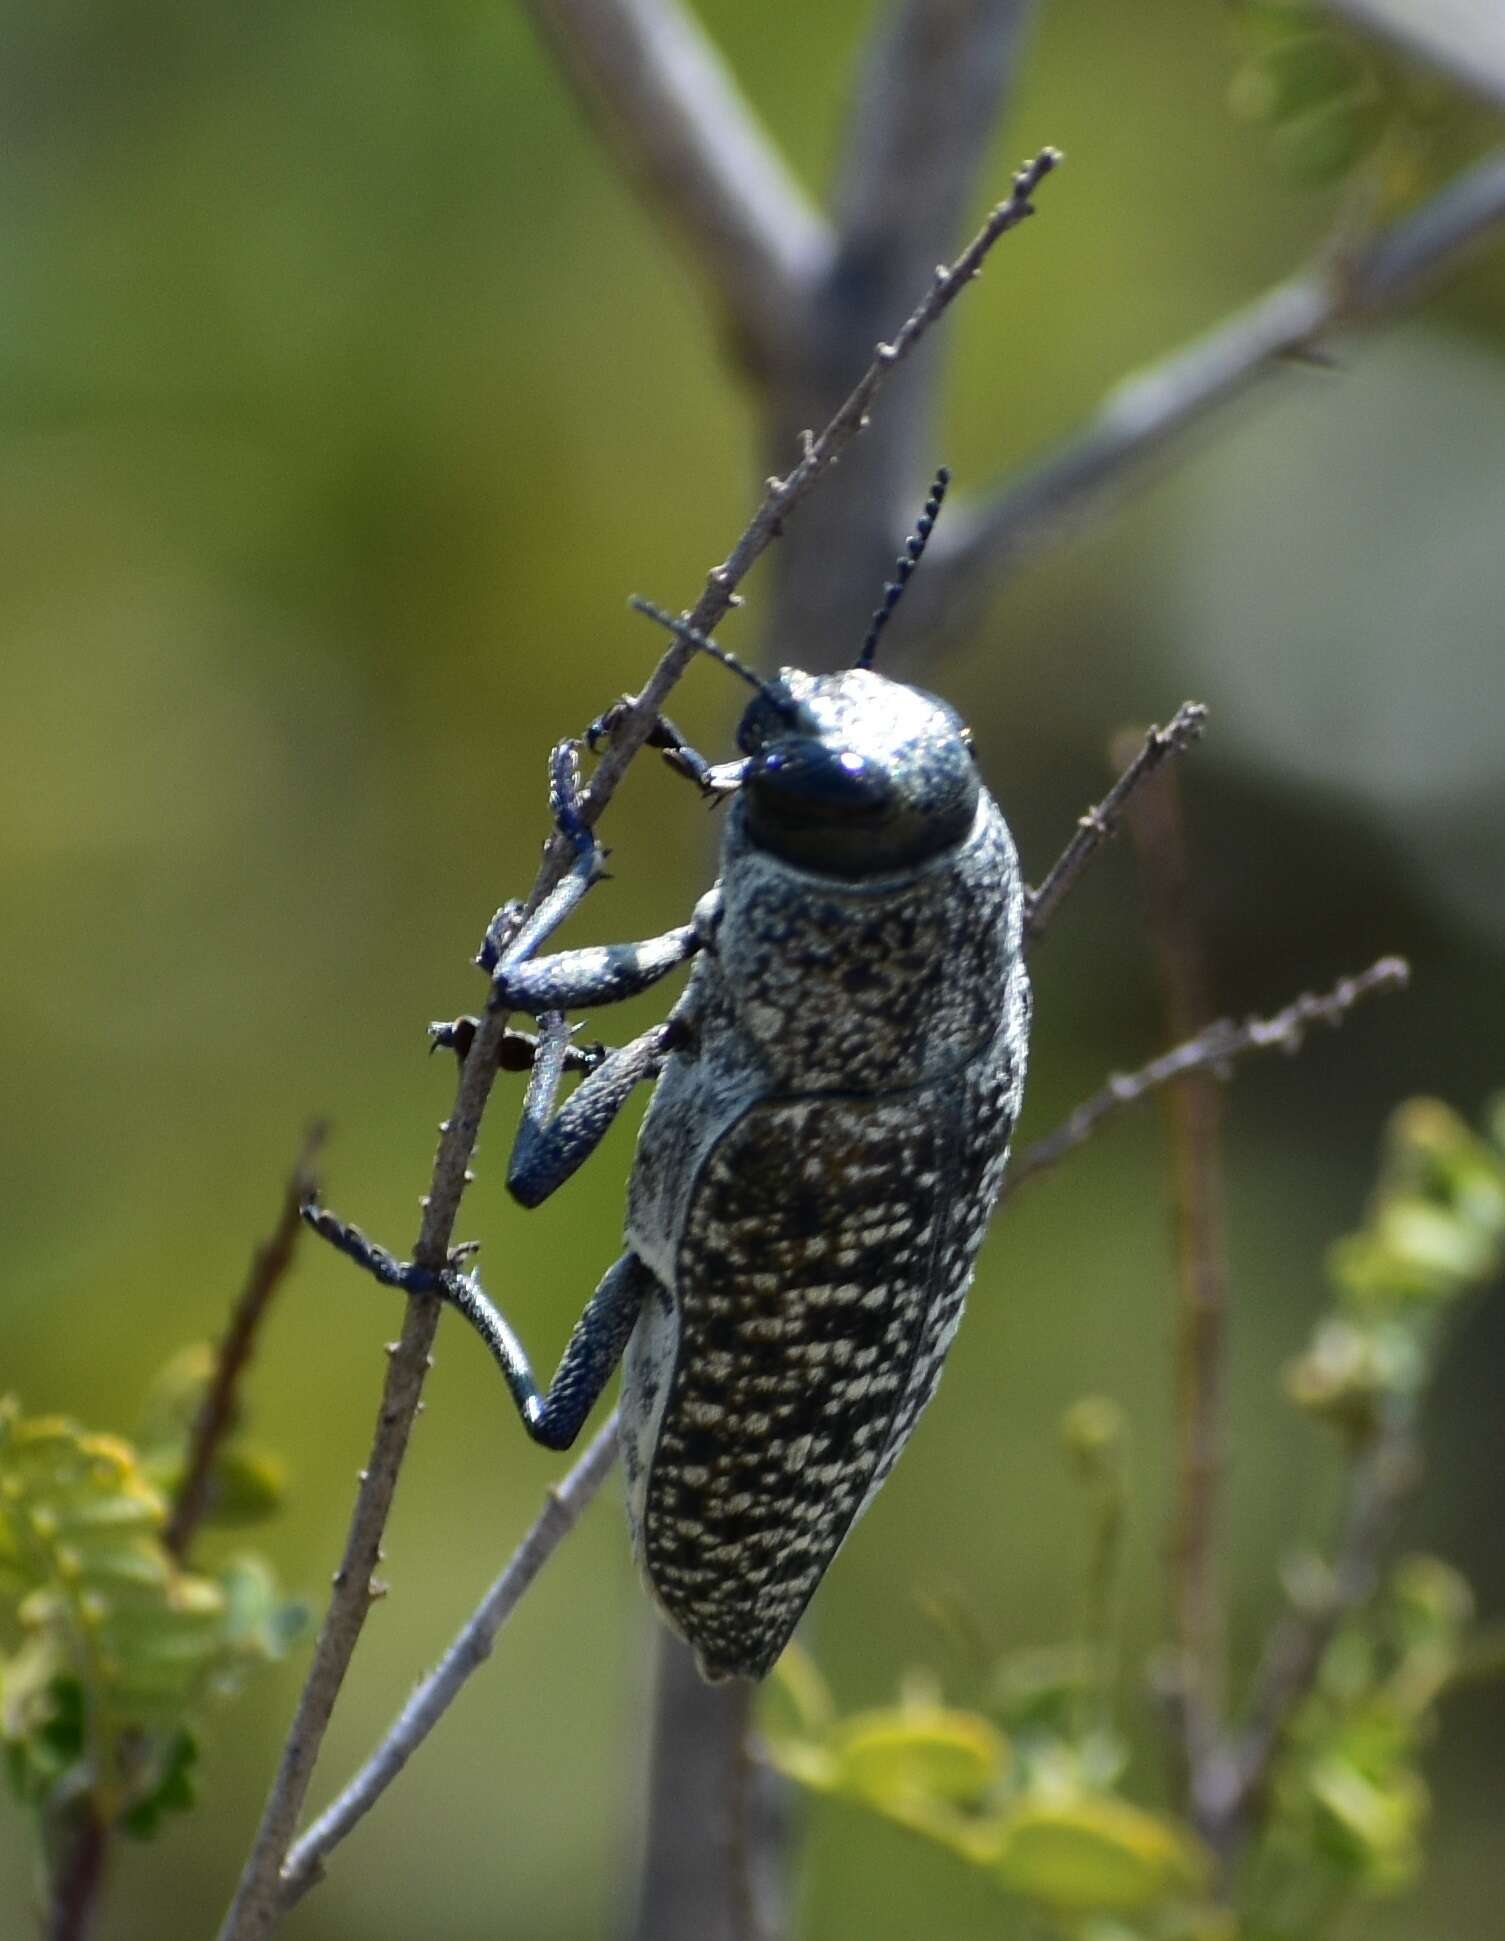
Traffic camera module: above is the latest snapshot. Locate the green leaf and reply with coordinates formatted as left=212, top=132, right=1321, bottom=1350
left=136, top=1346, right=217, bottom=1450
left=827, top=1705, right=1009, bottom=1811
left=144, top=1444, right=288, bottom=1530
left=1306, top=1752, right=1427, bottom=1888
left=991, top=1644, right=1096, bottom=1738
left=990, top=1794, right=1211, bottom=1914
left=1230, top=31, right=1370, bottom=127
left=1284, top=1316, right=1424, bottom=1432
left=119, top=1729, right=199, bottom=1841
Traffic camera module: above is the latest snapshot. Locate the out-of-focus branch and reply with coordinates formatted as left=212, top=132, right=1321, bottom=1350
left=632, top=1642, right=775, bottom=1941
left=1194, top=1401, right=1422, bottom=1850
left=519, top=0, right=831, bottom=376
left=164, top=1126, right=326, bottom=1564
left=1023, top=702, right=1209, bottom=951
left=1001, top=958, right=1411, bottom=1201
left=279, top=1414, right=620, bottom=1906
left=916, top=148, right=1505, bottom=632
left=1118, top=744, right=1229, bottom=1791
left=769, top=0, right=1042, bottom=655
left=1321, top=0, right=1505, bottom=115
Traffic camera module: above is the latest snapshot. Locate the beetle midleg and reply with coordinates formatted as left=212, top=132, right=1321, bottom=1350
left=507, top=1012, right=683, bottom=1208
left=441, top=1249, right=655, bottom=1450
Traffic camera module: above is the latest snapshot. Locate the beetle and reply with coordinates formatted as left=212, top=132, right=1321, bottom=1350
left=307, top=469, right=1029, bottom=1682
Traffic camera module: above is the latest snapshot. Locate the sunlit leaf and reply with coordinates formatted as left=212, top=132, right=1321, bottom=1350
left=1307, top=1752, right=1427, bottom=1887
left=828, top=1705, right=1009, bottom=1809
left=990, top=1793, right=1211, bottom=1913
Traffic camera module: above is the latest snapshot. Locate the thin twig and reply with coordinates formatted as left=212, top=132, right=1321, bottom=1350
left=278, top=1413, right=620, bottom=1905
left=1119, top=742, right=1229, bottom=1792
left=163, top=1126, right=326, bottom=1564
left=520, top=0, right=831, bottom=375
left=1001, top=958, right=1411, bottom=1201
left=218, top=1025, right=514, bottom=1939
left=915, top=148, right=1505, bottom=633
left=220, top=153, right=1063, bottom=1941
left=835, top=2, right=1042, bottom=306
left=1023, top=702, right=1208, bottom=950
left=1194, top=1402, right=1422, bottom=1851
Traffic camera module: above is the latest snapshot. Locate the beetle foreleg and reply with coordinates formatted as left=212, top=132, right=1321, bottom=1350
left=587, top=699, right=745, bottom=798
left=507, top=1012, right=683, bottom=1208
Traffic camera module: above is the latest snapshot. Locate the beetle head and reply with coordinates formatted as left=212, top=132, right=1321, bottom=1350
left=735, top=667, right=979, bottom=877
left=629, top=467, right=974, bottom=875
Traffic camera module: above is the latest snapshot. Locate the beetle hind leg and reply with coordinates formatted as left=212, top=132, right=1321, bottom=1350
left=444, top=1249, right=654, bottom=1450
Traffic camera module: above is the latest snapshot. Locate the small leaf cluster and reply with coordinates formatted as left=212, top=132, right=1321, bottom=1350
left=1229, top=2, right=1399, bottom=186
left=1224, top=1, right=1495, bottom=196
left=764, top=1097, right=1505, bottom=1938
left=0, top=1361, right=304, bottom=1846
left=1260, top=1554, right=1473, bottom=1913
left=1286, top=1097, right=1505, bottom=1439
left=1240, top=1097, right=1505, bottom=1918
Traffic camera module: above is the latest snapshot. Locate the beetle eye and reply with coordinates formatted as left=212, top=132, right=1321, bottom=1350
left=752, top=741, right=896, bottom=819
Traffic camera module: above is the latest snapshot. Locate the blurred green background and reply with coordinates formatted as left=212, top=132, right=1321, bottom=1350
left=3, top=1, right=1503, bottom=1935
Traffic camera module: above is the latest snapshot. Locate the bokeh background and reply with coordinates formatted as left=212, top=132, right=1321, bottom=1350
left=3, top=2, right=1503, bottom=1935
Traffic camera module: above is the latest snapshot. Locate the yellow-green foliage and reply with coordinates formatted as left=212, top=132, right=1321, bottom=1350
left=765, top=1656, right=1213, bottom=1936
left=1287, top=1098, right=1505, bottom=1435
left=0, top=1395, right=301, bottom=1839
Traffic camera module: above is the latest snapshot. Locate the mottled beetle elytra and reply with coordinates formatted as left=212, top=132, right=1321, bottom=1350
left=309, top=468, right=1030, bottom=1682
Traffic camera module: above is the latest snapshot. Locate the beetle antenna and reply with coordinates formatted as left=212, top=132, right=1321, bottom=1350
left=854, top=465, right=950, bottom=670
left=629, top=596, right=793, bottom=712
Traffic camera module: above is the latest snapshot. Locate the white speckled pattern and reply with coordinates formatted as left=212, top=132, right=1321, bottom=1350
left=620, top=785, right=1028, bottom=1680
